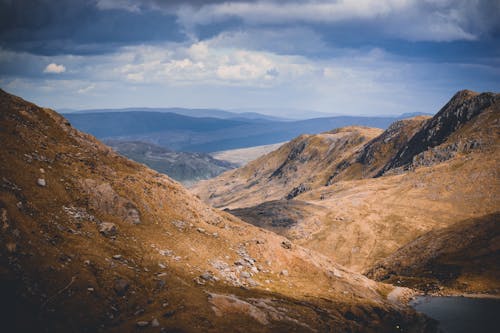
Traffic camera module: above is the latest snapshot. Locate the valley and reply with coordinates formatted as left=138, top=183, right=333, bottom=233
left=193, top=90, right=500, bottom=292
left=0, top=89, right=437, bottom=332
left=0, top=88, right=497, bottom=332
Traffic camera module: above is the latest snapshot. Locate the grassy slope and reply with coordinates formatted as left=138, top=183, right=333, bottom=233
left=366, top=213, right=500, bottom=294
left=0, top=90, right=434, bottom=332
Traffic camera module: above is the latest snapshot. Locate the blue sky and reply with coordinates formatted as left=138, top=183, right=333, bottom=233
left=0, top=0, right=499, bottom=117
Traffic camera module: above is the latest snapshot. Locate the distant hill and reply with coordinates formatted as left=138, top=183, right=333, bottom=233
left=104, top=140, right=236, bottom=185
left=64, top=111, right=405, bottom=152
left=63, top=107, right=286, bottom=121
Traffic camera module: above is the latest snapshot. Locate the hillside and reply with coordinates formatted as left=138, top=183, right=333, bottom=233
left=194, top=126, right=384, bottom=209
left=0, top=90, right=436, bottom=331
left=192, top=91, right=500, bottom=281
left=366, top=213, right=500, bottom=294
left=104, top=140, right=236, bottom=185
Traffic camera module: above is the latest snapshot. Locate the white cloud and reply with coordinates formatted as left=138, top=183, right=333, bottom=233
left=114, top=42, right=316, bottom=86
left=77, top=84, right=95, bottom=94
left=43, top=63, right=66, bottom=74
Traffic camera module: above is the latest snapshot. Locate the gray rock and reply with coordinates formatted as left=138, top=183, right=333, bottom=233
left=240, top=271, right=251, bottom=279
left=200, top=272, right=214, bottom=281
left=37, top=178, right=46, bottom=187
left=136, top=321, right=149, bottom=327
left=280, top=269, right=289, bottom=276
left=99, top=222, right=117, bottom=237
left=247, top=278, right=259, bottom=287
left=125, top=207, right=141, bottom=225
left=281, top=240, right=292, bottom=249
left=113, top=278, right=129, bottom=296
left=151, top=318, right=160, bottom=327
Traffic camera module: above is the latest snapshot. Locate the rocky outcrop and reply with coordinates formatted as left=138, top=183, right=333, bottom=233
left=81, top=179, right=141, bottom=225
left=380, top=90, right=499, bottom=174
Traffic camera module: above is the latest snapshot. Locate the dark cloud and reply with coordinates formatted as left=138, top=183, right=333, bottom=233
left=0, top=0, right=185, bottom=55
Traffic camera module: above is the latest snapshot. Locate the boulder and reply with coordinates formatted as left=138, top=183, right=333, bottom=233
left=99, top=222, right=117, bottom=237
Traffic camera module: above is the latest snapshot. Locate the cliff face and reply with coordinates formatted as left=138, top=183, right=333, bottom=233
left=0, top=89, right=433, bottom=332
left=380, top=90, right=499, bottom=174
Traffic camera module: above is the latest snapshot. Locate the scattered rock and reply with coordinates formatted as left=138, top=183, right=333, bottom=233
left=281, top=240, right=292, bottom=249
left=163, top=309, right=176, bottom=318
left=171, top=220, right=186, bottom=230
left=113, top=278, right=129, bottom=296
left=125, top=206, right=141, bottom=225
left=37, top=178, right=46, bottom=187
left=247, top=278, right=259, bottom=287
left=136, top=321, right=149, bottom=327
left=98, top=222, right=117, bottom=237
left=151, top=318, right=160, bottom=327
left=200, top=272, right=215, bottom=281
left=197, top=227, right=206, bottom=233
left=159, top=249, right=173, bottom=256
left=155, top=279, right=166, bottom=290
left=112, top=254, right=122, bottom=260
left=280, top=270, right=289, bottom=277
left=240, top=271, right=251, bottom=279
left=286, top=183, right=310, bottom=199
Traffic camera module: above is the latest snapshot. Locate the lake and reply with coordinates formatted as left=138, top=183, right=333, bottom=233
left=409, top=296, right=500, bottom=333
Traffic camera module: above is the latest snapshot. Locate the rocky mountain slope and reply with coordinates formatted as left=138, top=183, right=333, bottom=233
left=194, top=126, right=384, bottom=209
left=104, top=140, right=236, bottom=186
left=366, top=213, right=500, bottom=294
left=192, top=91, right=500, bottom=288
left=0, top=90, right=435, bottom=331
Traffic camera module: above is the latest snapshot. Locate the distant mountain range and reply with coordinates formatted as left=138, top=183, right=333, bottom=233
left=63, top=109, right=431, bottom=153
left=60, top=107, right=288, bottom=121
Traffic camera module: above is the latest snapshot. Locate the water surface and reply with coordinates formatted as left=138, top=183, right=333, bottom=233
left=410, top=296, right=500, bottom=333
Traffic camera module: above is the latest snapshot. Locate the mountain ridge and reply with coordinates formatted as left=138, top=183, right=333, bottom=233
left=192, top=90, right=500, bottom=285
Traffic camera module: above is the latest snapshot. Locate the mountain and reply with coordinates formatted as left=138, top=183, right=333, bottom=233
left=193, top=126, right=384, bottom=208
left=380, top=90, right=499, bottom=175
left=104, top=140, right=236, bottom=186
left=64, top=111, right=403, bottom=153
left=0, top=90, right=436, bottom=331
left=366, top=213, right=500, bottom=295
left=64, top=107, right=286, bottom=121
left=192, top=90, right=500, bottom=290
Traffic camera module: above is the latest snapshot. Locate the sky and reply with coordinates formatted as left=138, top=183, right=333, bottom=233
left=0, top=0, right=499, bottom=117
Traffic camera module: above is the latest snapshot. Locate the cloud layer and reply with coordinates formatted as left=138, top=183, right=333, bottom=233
left=0, top=0, right=498, bottom=115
